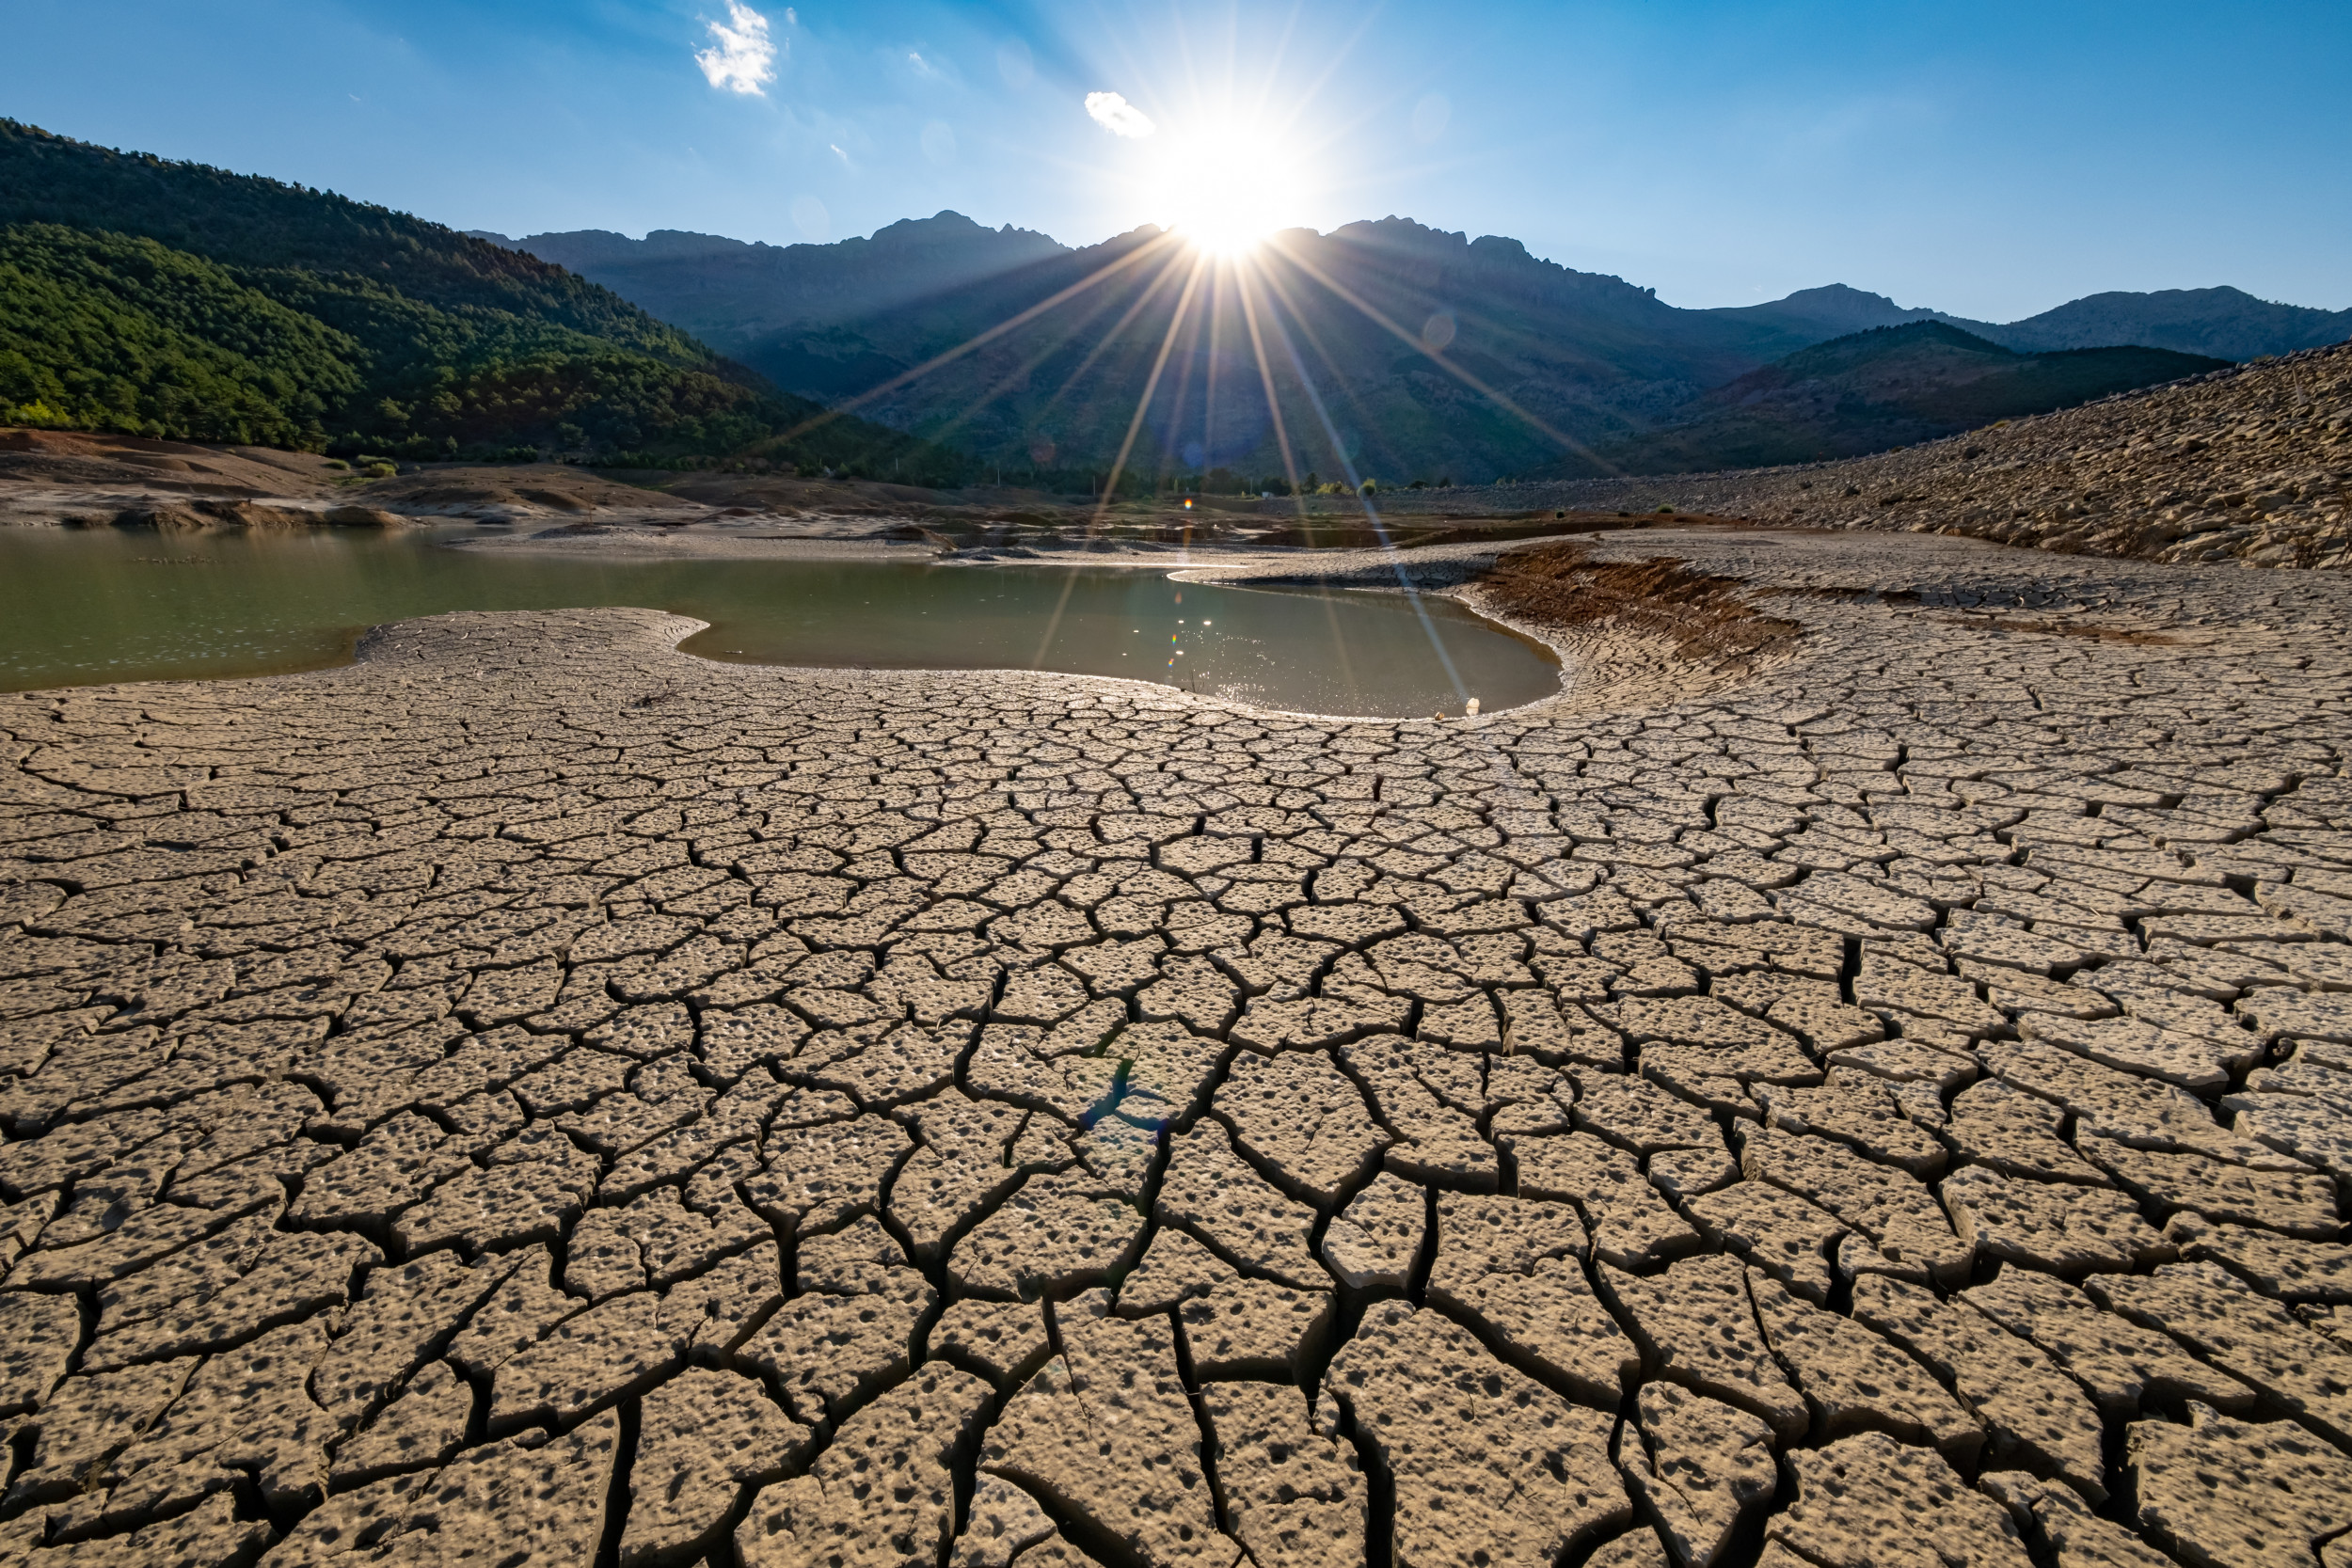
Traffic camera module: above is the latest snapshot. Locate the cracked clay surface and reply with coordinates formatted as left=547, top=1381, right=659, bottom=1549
left=3, top=529, right=2352, bottom=1568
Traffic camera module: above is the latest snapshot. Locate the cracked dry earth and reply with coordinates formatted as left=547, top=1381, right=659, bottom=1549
left=5, top=533, right=2352, bottom=1568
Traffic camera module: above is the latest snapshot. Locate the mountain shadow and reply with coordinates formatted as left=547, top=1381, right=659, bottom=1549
left=1551, top=321, right=2228, bottom=476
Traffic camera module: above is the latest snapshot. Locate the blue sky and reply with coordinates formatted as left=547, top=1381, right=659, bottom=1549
left=8, top=0, right=2347, bottom=320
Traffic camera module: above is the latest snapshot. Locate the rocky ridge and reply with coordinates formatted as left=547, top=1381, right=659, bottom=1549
left=0, top=530, right=2350, bottom=1566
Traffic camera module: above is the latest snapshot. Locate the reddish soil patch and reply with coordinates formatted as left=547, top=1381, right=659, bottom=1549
left=1478, top=542, right=1805, bottom=667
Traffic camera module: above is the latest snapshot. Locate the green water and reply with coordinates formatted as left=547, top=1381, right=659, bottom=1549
left=0, top=527, right=1561, bottom=717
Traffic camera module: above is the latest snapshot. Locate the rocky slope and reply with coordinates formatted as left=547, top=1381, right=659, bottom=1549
left=1289, top=342, right=2352, bottom=568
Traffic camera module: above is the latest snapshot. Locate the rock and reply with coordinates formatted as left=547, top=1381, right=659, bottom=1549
left=329, top=1358, right=473, bottom=1489
left=931, top=1297, right=1053, bottom=1387
left=737, top=1366, right=993, bottom=1568
left=1201, top=1381, right=1365, bottom=1568
left=1749, top=1269, right=1982, bottom=1466
left=1940, top=1164, right=2173, bottom=1276
left=2090, top=1261, right=2352, bottom=1449
left=1155, top=1120, right=1326, bottom=1288
left=1213, top=1048, right=1391, bottom=1208
left=1767, top=1432, right=2032, bottom=1568
left=1319, top=1171, right=1425, bottom=1289
left=949, top=1476, right=1060, bottom=1568
left=1599, top=1255, right=1807, bottom=1442
left=623, top=1367, right=812, bottom=1567
left=1851, top=1275, right=2106, bottom=1501
left=1966, top=1268, right=2260, bottom=1421
left=1681, top=1180, right=1848, bottom=1305
left=1178, top=1277, right=1334, bottom=1381
left=983, top=1291, right=1237, bottom=1568
left=1510, top=1132, right=1701, bottom=1268
left=1325, top=1301, right=1629, bottom=1568
left=2129, top=1403, right=2352, bottom=1568
left=1618, top=1381, right=1777, bottom=1568
left=1977, top=1470, right=2174, bottom=1568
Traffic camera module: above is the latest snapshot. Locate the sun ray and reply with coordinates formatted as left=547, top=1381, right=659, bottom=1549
left=1241, top=259, right=1472, bottom=703
left=1232, top=261, right=1312, bottom=517
left=1028, top=240, right=1199, bottom=427
left=1150, top=267, right=1216, bottom=480
left=920, top=234, right=1197, bottom=463
left=1248, top=252, right=1409, bottom=481
left=764, top=228, right=1187, bottom=449
left=1032, top=253, right=1212, bottom=673
left=912, top=280, right=1138, bottom=460
left=1087, top=248, right=1214, bottom=533
left=1262, top=234, right=1625, bottom=475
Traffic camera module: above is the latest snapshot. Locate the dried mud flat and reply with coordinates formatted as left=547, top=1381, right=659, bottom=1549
left=4, top=530, right=2352, bottom=1568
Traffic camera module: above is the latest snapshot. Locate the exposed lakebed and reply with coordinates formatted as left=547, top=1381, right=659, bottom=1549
left=0, top=527, right=1561, bottom=716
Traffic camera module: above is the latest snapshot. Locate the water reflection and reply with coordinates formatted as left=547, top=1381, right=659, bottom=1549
left=0, top=528, right=1560, bottom=718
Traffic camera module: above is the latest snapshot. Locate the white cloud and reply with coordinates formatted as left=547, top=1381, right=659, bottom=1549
left=1085, top=91, right=1154, bottom=138
left=829, top=142, right=850, bottom=165
left=696, top=1, right=778, bottom=96
left=908, top=50, right=940, bottom=79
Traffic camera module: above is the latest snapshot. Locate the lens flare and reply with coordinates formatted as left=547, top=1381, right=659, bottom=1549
left=1148, top=122, right=1303, bottom=257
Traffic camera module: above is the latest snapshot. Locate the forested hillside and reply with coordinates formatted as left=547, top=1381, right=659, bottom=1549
left=0, top=121, right=964, bottom=479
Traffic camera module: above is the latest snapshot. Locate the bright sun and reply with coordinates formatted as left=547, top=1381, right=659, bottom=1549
left=1147, top=124, right=1302, bottom=257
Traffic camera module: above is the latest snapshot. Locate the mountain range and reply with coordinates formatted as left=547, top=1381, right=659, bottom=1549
left=485, top=214, right=2349, bottom=483
left=0, top=114, right=2335, bottom=488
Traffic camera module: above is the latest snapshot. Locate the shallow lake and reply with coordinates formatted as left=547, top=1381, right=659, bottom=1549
left=0, top=528, right=1561, bottom=718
